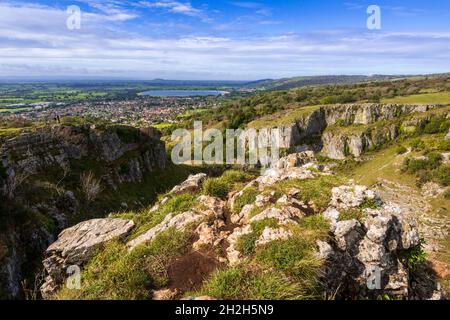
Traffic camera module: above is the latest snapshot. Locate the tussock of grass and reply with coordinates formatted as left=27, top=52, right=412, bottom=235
left=203, top=170, right=257, bottom=199
left=256, top=237, right=322, bottom=288
left=195, top=267, right=305, bottom=300
left=233, top=187, right=259, bottom=214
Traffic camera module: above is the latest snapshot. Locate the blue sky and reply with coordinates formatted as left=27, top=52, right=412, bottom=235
left=0, top=0, right=449, bottom=80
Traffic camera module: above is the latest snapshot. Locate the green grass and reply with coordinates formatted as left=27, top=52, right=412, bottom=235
left=194, top=267, right=305, bottom=300
left=153, top=122, right=176, bottom=130
left=266, top=174, right=345, bottom=213
left=255, top=236, right=322, bottom=285
left=203, top=170, right=257, bottom=200
left=123, top=193, right=199, bottom=240
left=197, top=214, right=330, bottom=300
left=236, top=219, right=279, bottom=256
left=382, top=92, right=450, bottom=105
left=57, top=228, right=192, bottom=300
left=248, top=105, right=321, bottom=128
left=232, top=187, right=259, bottom=214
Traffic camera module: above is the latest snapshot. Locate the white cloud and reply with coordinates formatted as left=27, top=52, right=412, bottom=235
left=0, top=2, right=449, bottom=80
left=139, top=0, right=203, bottom=17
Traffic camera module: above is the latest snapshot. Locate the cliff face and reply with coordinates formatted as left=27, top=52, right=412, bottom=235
left=269, top=104, right=446, bottom=159
left=0, top=124, right=168, bottom=299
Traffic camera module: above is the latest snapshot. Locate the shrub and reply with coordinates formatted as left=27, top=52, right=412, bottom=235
left=115, top=126, right=140, bottom=144
left=409, top=139, right=425, bottom=151
left=423, top=117, right=450, bottom=135
left=396, top=145, right=408, bottom=155
left=400, top=241, right=427, bottom=271
left=432, top=166, right=450, bottom=187
left=404, top=153, right=441, bottom=174
left=437, top=140, right=450, bottom=152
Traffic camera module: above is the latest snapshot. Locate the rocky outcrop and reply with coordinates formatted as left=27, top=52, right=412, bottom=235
left=321, top=123, right=400, bottom=159
left=319, top=184, right=431, bottom=299
left=41, top=218, right=135, bottom=298
left=127, top=195, right=225, bottom=251
left=260, top=104, right=444, bottom=159
left=0, top=124, right=167, bottom=197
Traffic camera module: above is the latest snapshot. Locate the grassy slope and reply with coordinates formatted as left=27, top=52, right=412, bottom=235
left=56, top=170, right=341, bottom=300
left=248, top=105, right=321, bottom=128
left=382, top=92, right=450, bottom=104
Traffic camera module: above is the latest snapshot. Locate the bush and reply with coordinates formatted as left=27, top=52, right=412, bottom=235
left=423, top=117, right=450, bottom=135
left=409, top=139, right=425, bottom=151
left=400, top=242, right=427, bottom=271
left=396, top=145, right=408, bottom=155
left=432, top=166, right=450, bottom=186
left=203, top=178, right=231, bottom=199
left=404, top=153, right=441, bottom=174
left=115, top=126, right=140, bottom=144
left=437, top=140, right=450, bottom=152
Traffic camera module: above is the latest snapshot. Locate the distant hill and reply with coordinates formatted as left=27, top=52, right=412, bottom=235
left=244, top=75, right=401, bottom=91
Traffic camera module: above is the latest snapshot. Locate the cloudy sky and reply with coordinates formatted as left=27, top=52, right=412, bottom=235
left=1, top=0, right=449, bottom=80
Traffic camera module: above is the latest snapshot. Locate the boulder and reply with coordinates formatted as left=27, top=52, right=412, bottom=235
left=168, top=173, right=207, bottom=196
left=41, top=218, right=135, bottom=298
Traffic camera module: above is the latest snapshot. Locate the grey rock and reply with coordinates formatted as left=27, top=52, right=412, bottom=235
left=41, top=218, right=135, bottom=298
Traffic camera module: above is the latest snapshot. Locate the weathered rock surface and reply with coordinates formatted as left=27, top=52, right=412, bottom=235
left=0, top=124, right=167, bottom=198
left=255, top=152, right=333, bottom=188
left=127, top=195, right=224, bottom=251
left=41, top=218, right=135, bottom=298
left=261, top=104, right=443, bottom=159
left=319, top=184, right=429, bottom=299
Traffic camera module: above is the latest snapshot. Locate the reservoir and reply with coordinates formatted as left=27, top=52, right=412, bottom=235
left=140, top=90, right=226, bottom=97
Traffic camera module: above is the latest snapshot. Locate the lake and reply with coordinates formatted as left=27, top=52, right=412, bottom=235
left=140, top=90, right=226, bottom=97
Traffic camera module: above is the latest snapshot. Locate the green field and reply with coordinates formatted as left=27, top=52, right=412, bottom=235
left=382, top=92, right=450, bottom=104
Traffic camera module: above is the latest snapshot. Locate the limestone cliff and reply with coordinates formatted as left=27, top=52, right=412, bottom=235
left=264, top=104, right=447, bottom=159
left=0, top=124, right=168, bottom=299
